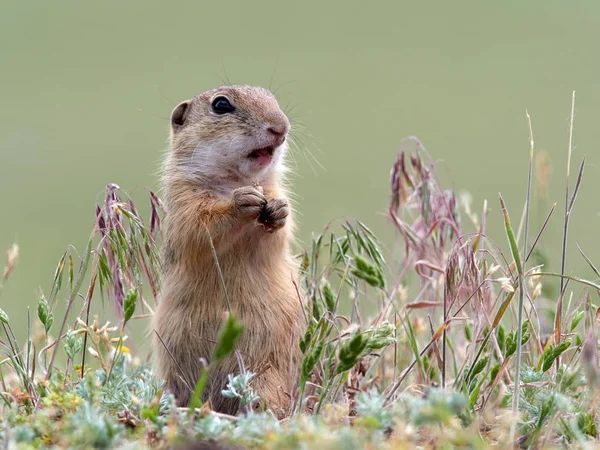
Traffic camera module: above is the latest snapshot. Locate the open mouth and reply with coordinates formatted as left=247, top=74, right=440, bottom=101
left=247, top=146, right=275, bottom=160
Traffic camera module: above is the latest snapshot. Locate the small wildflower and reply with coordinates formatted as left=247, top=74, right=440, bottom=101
left=493, top=277, right=515, bottom=293
left=486, top=264, right=501, bottom=277
left=110, top=345, right=132, bottom=364
left=110, top=202, right=127, bottom=215
left=98, top=321, right=116, bottom=334
left=527, top=266, right=542, bottom=286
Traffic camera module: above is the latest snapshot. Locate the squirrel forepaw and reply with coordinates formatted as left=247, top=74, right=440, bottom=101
left=233, top=186, right=268, bottom=221
left=258, top=199, right=288, bottom=231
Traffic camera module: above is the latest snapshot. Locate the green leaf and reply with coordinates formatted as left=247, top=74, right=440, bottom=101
left=186, top=315, right=244, bottom=410
left=570, top=311, right=585, bottom=332
left=68, top=254, right=74, bottom=290
left=38, top=294, right=53, bottom=333
left=470, top=356, right=489, bottom=380
left=64, top=330, right=83, bottom=360
left=141, top=404, right=159, bottom=422
left=52, top=252, right=67, bottom=296
left=499, top=195, right=522, bottom=275
left=187, top=369, right=208, bottom=410
left=336, top=331, right=368, bottom=375
left=541, top=340, right=571, bottom=372
left=212, top=314, right=243, bottom=363
left=540, top=344, right=555, bottom=372
left=322, top=281, right=336, bottom=313
left=350, top=270, right=382, bottom=288
left=301, top=340, right=324, bottom=385
left=299, top=319, right=316, bottom=354
left=464, top=324, right=472, bottom=342
left=497, top=326, right=505, bottom=354
left=352, top=255, right=386, bottom=289
left=299, top=251, right=310, bottom=274
left=489, top=364, right=500, bottom=382
left=365, top=321, right=395, bottom=350
left=0, top=308, right=9, bottom=324
left=123, top=288, right=138, bottom=323
left=552, top=340, right=571, bottom=360
left=520, top=321, right=531, bottom=346
left=505, top=332, right=516, bottom=357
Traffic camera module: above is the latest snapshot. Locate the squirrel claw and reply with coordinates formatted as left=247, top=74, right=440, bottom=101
left=258, top=199, right=288, bottom=231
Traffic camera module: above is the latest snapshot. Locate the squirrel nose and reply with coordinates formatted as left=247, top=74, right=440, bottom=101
left=267, top=125, right=288, bottom=146
left=268, top=124, right=287, bottom=136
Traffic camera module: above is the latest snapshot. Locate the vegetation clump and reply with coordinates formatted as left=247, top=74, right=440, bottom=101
left=0, top=97, right=598, bottom=448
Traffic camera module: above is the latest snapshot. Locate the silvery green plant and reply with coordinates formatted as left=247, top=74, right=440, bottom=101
left=222, top=371, right=260, bottom=407
left=63, top=403, right=124, bottom=449
left=400, top=388, right=468, bottom=427
left=64, top=329, right=83, bottom=361
left=356, top=390, right=392, bottom=430
left=0, top=105, right=599, bottom=449
left=233, top=412, right=281, bottom=445
left=192, top=414, right=235, bottom=441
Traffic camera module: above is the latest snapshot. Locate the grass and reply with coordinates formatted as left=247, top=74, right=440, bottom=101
left=1, top=95, right=599, bottom=448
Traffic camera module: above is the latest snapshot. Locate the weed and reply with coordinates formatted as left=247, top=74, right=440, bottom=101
left=0, top=95, right=598, bottom=448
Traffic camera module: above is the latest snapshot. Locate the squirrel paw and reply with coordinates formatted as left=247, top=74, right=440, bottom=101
left=233, top=186, right=267, bottom=220
left=258, top=198, right=289, bottom=231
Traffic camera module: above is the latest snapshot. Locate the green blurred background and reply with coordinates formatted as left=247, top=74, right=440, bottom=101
left=1, top=1, right=599, bottom=334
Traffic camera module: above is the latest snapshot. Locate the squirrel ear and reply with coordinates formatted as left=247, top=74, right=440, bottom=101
left=171, top=101, right=190, bottom=129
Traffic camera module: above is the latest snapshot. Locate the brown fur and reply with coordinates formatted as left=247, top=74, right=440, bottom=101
left=152, top=85, right=304, bottom=418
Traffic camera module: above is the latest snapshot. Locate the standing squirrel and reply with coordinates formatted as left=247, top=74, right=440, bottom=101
left=152, top=85, right=305, bottom=418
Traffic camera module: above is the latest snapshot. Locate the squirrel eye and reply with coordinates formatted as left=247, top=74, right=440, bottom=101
left=211, top=96, right=235, bottom=114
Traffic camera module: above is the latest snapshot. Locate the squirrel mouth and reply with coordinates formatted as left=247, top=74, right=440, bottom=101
left=248, top=146, right=275, bottom=165
left=248, top=146, right=275, bottom=159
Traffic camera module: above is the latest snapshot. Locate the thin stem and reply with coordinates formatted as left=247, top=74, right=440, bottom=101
left=525, top=203, right=557, bottom=263
left=153, top=329, right=194, bottom=396
left=203, top=224, right=245, bottom=374
left=81, top=271, right=97, bottom=379
left=523, top=109, right=534, bottom=257
left=558, top=91, right=576, bottom=345
left=44, top=236, right=93, bottom=382
left=510, top=109, right=535, bottom=439
left=442, top=285, right=447, bottom=389
left=314, top=376, right=335, bottom=416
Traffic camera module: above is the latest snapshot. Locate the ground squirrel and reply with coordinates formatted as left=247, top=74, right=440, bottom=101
left=152, top=85, right=305, bottom=418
